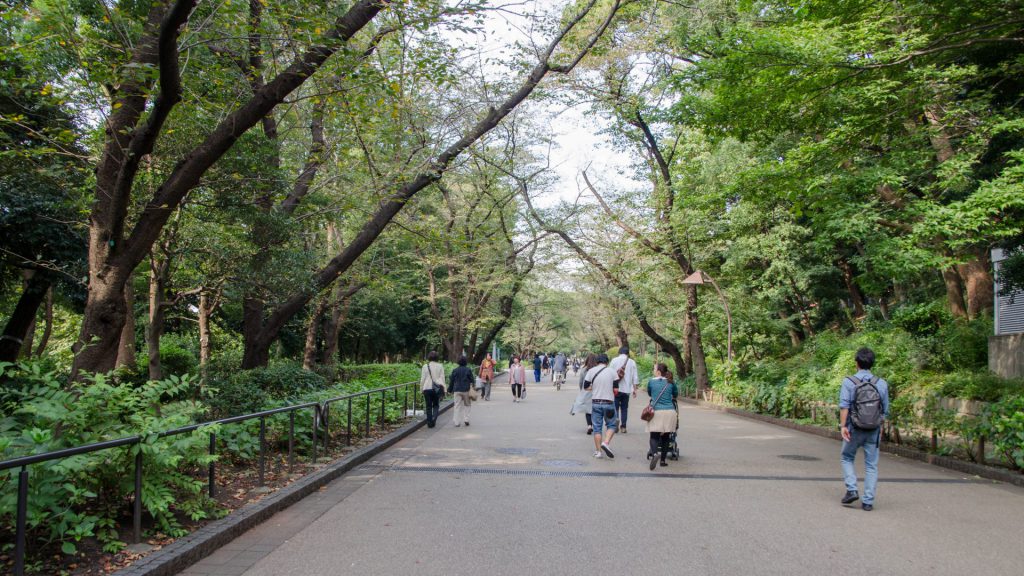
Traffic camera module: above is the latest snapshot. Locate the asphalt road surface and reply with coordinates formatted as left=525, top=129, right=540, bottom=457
left=180, top=370, right=1024, bottom=576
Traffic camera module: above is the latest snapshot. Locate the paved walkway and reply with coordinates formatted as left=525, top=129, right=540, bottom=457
left=181, top=371, right=1024, bottom=576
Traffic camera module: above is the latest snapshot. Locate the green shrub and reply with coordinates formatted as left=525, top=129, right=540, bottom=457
left=979, top=396, right=1024, bottom=470
left=934, top=317, right=992, bottom=371
left=940, top=371, right=1024, bottom=402
left=0, top=362, right=217, bottom=559
left=890, top=300, right=951, bottom=336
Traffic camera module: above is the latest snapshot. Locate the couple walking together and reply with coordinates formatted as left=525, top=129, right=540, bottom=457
left=577, top=347, right=678, bottom=467
left=420, top=352, right=491, bottom=428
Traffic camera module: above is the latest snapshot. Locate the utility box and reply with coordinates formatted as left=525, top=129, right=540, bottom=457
left=990, top=248, right=1024, bottom=378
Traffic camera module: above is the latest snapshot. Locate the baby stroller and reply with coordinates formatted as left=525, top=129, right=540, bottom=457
left=667, top=398, right=680, bottom=460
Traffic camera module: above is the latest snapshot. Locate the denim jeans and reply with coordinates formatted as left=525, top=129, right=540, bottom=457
left=615, top=391, right=631, bottom=428
left=591, top=403, right=618, bottom=436
left=534, top=368, right=541, bottom=382
left=422, top=389, right=441, bottom=427
left=841, top=426, right=881, bottom=504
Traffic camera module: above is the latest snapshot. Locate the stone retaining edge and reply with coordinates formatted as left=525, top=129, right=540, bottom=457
left=114, top=399, right=456, bottom=576
left=681, top=397, right=1024, bottom=488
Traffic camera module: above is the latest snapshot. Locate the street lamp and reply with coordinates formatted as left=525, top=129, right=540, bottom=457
left=681, top=270, right=732, bottom=365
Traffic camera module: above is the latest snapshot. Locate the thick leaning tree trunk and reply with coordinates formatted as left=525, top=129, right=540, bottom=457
left=239, top=0, right=623, bottom=368
left=0, top=271, right=51, bottom=363
left=72, top=1, right=386, bottom=378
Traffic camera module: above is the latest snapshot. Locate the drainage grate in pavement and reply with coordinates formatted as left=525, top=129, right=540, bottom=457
left=778, top=454, right=821, bottom=461
left=387, top=465, right=979, bottom=483
left=495, top=447, right=540, bottom=456
left=540, top=459, right=586, bottom=468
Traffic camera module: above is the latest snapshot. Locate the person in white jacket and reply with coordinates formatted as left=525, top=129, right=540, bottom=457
left=420, top=351, right=446, bottom=428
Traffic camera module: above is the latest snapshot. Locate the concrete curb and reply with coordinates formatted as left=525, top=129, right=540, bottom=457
left=681, top=397, right=1024, bottom=488
left=115, top=400, right=454, bottom=576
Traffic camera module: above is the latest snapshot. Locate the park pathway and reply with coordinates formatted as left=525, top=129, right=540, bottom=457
left=180, top=370, right=1024, bottom=576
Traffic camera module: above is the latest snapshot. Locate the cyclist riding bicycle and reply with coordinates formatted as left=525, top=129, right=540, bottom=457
left=552, top=352, right=568, bottom=390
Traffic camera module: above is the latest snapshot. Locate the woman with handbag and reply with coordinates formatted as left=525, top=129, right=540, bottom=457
left=449, top=356, right=476, bottom=427
left=509, top=356, right=527, bottom=403
left=644, top=362, right=678, bottom=470
left=420, top=351, right=446, bottom=428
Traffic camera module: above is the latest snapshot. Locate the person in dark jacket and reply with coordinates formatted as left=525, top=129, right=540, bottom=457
left=533, top=353, right=542, bottom=383
left=449, top=356, right=475, bottom=427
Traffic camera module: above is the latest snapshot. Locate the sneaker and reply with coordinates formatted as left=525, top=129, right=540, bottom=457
left=464, top=422, right=470, bottom=427
left=593, top=451, right=603, bottom=459
left=649, top=453, right=658, bottom=470
left=660, top=460, right=667, bottom=467
left=601, top=442, right=615, bottom=459
left=841, top=490, right=859, bottom=505
left=586, top=426, right=593, bottom=435
left=455, top=423, right=461, bottom=428
left=621, top=427, right=627, bottom=434
left=862, top=503, right=873, bottom=511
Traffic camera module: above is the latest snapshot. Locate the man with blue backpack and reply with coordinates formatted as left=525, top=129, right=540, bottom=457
left=839, top=347, right=890, bottom=511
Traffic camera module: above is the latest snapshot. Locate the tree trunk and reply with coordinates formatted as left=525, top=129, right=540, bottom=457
left=116, top=275, right=137, bottom=369
left=942, top=267, right=968, bottom=319
left=198, top=291, right=213, bottom=369
left=34, top=287, right=54, bottom=357
left=0, top=271, right=51, bottom=363
left=838, top=257, right=865, bottom=317
left=878, top=293, right=891, bottom=321
left=684, top=285, right=708, bottom=390
left=779, top=310, right=803, bottom=348
left=958, top=248, right=994, bottom=319
left=19, top=270, right=38, bottom=358
left=302, top=296, right=330, bottom=371
left=614, top=320, right=629, bottom=350
left=72, top=2, right=386, bottom=378
left=147, top=254, right=168, bottom=381
left=321, top=296, right=346, bottom=366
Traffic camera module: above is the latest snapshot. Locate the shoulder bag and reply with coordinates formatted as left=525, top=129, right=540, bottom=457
left=427, top=364, right=444, bottom=396
left=641, top=380, right=671, bottom=422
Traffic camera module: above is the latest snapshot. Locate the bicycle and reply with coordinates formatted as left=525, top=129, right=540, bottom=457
left=553, top=369, right=566, bottom=390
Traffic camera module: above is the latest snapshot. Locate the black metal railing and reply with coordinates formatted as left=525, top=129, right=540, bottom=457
left=0, top=378, right=429, bottom=576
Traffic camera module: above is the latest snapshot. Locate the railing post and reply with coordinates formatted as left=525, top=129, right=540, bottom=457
left=347, top=398, right=353, bottom=446
left=133, top=450, right=143, bottom=544
left=14, top=467, right=28, bottom=576
left=258, top=416, right=266, bottom=486
left=365, top=393, right=371, bottom=437
left=380, top=390, right=385, bottom=424
left=208, top=432, right=216, bottom=498
left=403, top=384, right=409, bottom=418
left=311, top=407, right=318, bottom=465
left=288, top=411, right=295, bottom=472
left=322, top=404, right=330, bottom=451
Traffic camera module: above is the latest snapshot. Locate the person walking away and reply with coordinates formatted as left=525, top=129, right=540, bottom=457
left=839, top=347, right=890, bottom=511
left=420, top=351, right=446, bottom=428
left=533, top=353, right=542, bottom=383
left=479, top=352, right=496, bottom=400
left=509, top=356, right=527, bottom=402
left=585, top=353, right=618, bottom=458
left=542, top=353, right=550, bottom=379
left=609, top=346, right=639, bottom=433
left=449, top=356, right=475, bottom=427
left=572, top=353, right=598, bottom=434
left=645, top=363, right=679, bottom=470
